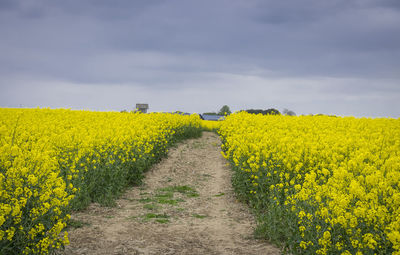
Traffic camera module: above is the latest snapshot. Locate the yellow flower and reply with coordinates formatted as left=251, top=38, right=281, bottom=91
left=1, top=108, right=202, bottom=254
left=219, top=112, right=400, bottom=254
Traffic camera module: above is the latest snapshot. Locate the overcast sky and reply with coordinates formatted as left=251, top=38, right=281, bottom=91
left=1, top=0, right=399, bottom=117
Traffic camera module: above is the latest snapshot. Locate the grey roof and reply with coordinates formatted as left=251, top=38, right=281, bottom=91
left=199, top=114, right=225, bottom=121
left=136, top=103, right=149, bottom=109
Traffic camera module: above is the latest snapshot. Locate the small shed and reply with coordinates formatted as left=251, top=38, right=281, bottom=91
left=199, top=114, right=225, bottom=121
left=136, top=104, right=149, bottom=113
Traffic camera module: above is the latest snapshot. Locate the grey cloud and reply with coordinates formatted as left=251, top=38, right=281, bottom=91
left=0, top=0, right=164, bottom=19
left=0, top=0, right=18, bottom=10
left=0, top=0, right=399, bottom=117
left=2, top=0, right=399, bottom=81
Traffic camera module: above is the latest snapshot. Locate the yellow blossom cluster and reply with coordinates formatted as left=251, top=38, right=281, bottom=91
left=219, top=112, right=400, bottom=254
left=200, top=120, right=222, bottom=131
left=0, top=108, right=201, bottom=254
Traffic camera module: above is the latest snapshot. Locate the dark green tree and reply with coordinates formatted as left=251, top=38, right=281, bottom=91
left=245, top=108, right=281, bottom=115
left=264, top=108, right=281, bottom=115
left=218, top=105, right=231, bottom=115
left=245, top=109, right=263, bottom=114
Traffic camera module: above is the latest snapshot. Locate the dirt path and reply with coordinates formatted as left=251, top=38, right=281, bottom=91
left=62, top=132, right=280, bottom=255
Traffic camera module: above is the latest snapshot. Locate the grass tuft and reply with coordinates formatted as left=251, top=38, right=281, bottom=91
left=192, top=213, right=207, bottom=219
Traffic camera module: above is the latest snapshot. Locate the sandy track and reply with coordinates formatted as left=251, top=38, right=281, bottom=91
left=61, top=132, right=280, bottom=255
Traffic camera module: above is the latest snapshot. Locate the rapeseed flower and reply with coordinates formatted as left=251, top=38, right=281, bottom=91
left=220, top=112, right=400, bottom=254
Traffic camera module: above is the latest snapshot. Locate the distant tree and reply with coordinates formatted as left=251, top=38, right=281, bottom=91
left=283, top=108, right=296, bottom=116
left=120, top=109, right=128, bottom=113
left=264, top=108, right=281, bottom=115
left=246, top=109, right=263, bottom=114
left=245, top=108, right=281, bottom=115
left=203, top=112, right=218, bottom=115
left=218, top=105, right=232, bottom=116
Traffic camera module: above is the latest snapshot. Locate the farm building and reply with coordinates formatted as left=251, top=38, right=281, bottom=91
left=199, top=114, right=225, bottom=121
left=136, top=104, right=149, bottom=113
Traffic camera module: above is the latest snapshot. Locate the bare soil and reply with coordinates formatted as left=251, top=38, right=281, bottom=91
left=61, top=132, right=280, bottom=255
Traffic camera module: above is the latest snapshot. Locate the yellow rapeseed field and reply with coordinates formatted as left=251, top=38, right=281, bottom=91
left=200, top=120, right=222, bottom=131
left=220, top=112, right=400, bottom=255
left=0, top=108, right=201, bottom=254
